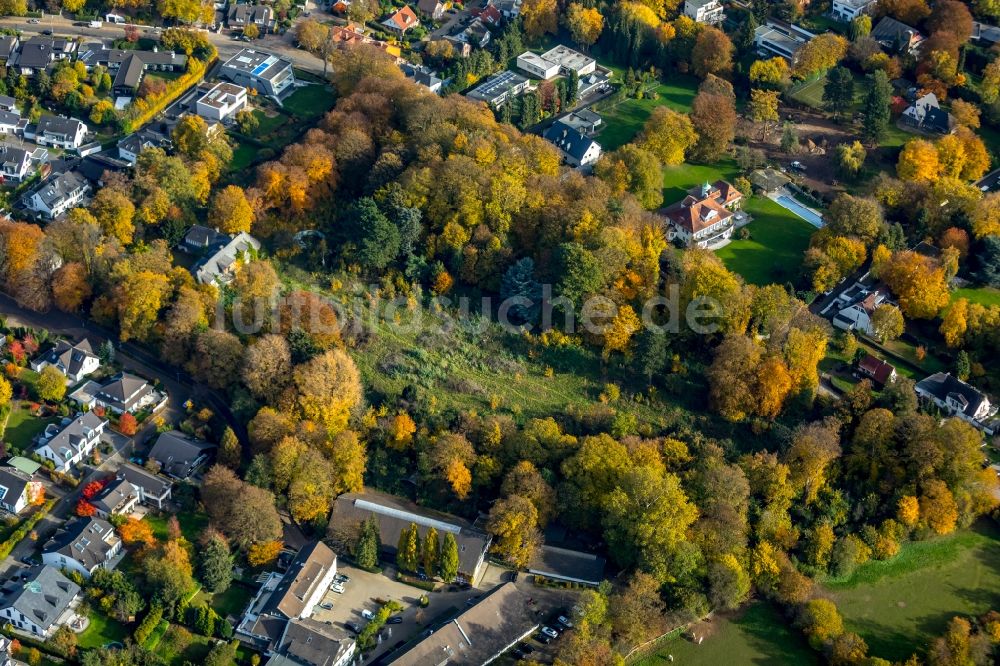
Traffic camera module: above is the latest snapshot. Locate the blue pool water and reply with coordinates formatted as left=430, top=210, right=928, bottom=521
left=775, top=195, right=824, bottom=228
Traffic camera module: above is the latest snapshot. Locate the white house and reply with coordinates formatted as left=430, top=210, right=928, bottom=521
left=220, top=49, right=295, bottom=99
left=684, top=0, right=724, bottom=24
left=32, top=412, right=107, bottom=473
left=22, top=170, right=92, bottom=220
left=90, top=478, right=139, bottom=520
left=0, top=566, right=80, bottom=638
left=542, top=120, right=602, bottom=168
left=0, top=467, right=41, bottom=515
left=831, top=286, right=889, bottom=336
left=0, top=146, right=32, bottom=185
left=32, top=115, right=88, bottom=149
left=660, top=180, right=745, bottom=248
left=195, top=81, right=249, bottom=122
left=42, top=518, right=123, bottom=579
left=831, top=0, right=877, bottom=22
left=117, top=463, right=173, bottom=510
left=915, top=373, right=998, bottom=434
left=516, top=51, right=561, bottom=80
left=30, top=339, right=100, bottom=383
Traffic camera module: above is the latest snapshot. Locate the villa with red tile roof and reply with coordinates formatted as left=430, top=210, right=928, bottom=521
left=660, top=180, right=744, bottom=248
left=382, top=5, right=420, bottom=35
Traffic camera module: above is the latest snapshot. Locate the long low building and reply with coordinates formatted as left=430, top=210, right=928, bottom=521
left=465, top=70, right=529, bottom=107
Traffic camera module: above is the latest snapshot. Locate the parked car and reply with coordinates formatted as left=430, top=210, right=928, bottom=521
left=387, top=616, right=403, bottom=624
left=27, top=18, right=40, bottom=23
left=335, top=573, right=350, bottom=583
left=541, top=626, right=559, bottom=639
left=319, top=602, right=333, bottom=610
left=330, top=582, right=345, bottom=593
left=361, top=609, right=375, bottom=620
left=512, top=648, right=526, bottom=659
left=346, top=621, right=361, bottom=634
left=557, top=615, right=574, bottom=628
left=535, top=633, right=552, bottom=644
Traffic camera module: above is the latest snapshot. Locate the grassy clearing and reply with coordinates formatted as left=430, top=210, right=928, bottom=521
left=594, top=76, right=700, bottom=151
left=788, top=75, right=827, bottom=109
left=662, top=159, right=740, bottom=202
left=633, top=603, right=818, bottom=666
left=282, top=84, right=336, bottom=120
left=145, top=511, right=209, bottom=543
left=825, top=523, right=1000, bottom=662
left=952, top=286, right=1000, bottom=307
left=211, top=583, right=255, bottom=619
left=1, top=403, right=56, bottom=453
left=228, top=142, right=258, bottom=173
left=715, top=197, right=814, bottom=286
left=78, top=612, right=130, bottom=649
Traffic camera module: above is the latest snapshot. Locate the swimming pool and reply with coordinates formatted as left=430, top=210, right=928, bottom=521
left=775, top=195, right=824, bottom=228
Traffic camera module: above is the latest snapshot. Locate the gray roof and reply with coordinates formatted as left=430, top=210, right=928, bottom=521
left=0, top=94, right=16, bottom=108
left=871, top=16, right=921, bottom=47
left=0, top=111, right=22, bottom=127
left=117, top=463, right=172, bottom=498
left=263, top=541, right=337, bottom=620
left=277, top=618, right=354, bottom=666
left=94, top=372, right=152, bottom=412
left=543, top=120, right=599, bottom=161
left=113, top=53, right=144, bottom=91
left=0, top=566, right=79, bottom=631
left=0, top=37, right=17, bottom=61
left=33, top=412, right=107, bottom=467
left=43, top=518, right=118, bottom=572
left=0, top=467, right=32, bottom=507
left=148, top=431, right=215, bottom=479
left=78, top=44, right=187, bottom=70
left=15, top=42, right=54, bottom=69
left=36, top=115, right=85, bottom=137
left=194, top=232, right=260, bottom=283
left=30, top=170, right=88, bottom=209
left=91, top=478, right=137, bottom=515
left=184, top=224, right=226, bottom=249
left=916, top=372, right=989, bottom=418
left=331, top=491, right=490, bottom=578
left=229, top=4, right=272, bottom=23
left=35, top=339, right=96, bottom=377
left=527, top=545, right=605, bottom=584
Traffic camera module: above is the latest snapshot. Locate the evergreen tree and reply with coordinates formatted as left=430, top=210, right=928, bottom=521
left=500, top=257, right=540, bottom=325
left=439, top=532, right=460, bottom=582
left=422, top=526, right=440, bottom=578
left=396, top=523, right=420, bottom=573
left=955, top=350, right=971, bottom=381
left=636, top=331, right=669, bottom=385
left=245, top=454, right=273, bottom=489
left=518, top=91, right=540, bottom=128
left=356, top=516, right=380, bottom=569
left=198, top=532, right=234, bottom=594
left=218, top=427, right=241, bottom=470
left=98, top=339, right=115, bottom=365
left=499, top=100, right=512, bottom=125
left=780, top=121, right=799, bottom=153
left=861, top=70, right=892, bottom=145
left=567, top=69, right=579, bottom=106
left=823, top=67, right=855, bottom=120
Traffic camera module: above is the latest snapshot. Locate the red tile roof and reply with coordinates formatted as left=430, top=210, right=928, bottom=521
left=661, top=180, right=743, bottom=234
left=858, top=354, right=895, bottom=385
left=385, top=5, right=419, bottom=30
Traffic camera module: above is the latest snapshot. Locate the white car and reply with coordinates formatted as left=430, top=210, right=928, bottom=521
left=330, top=582, right=345, bottom=594
left=557, top=615, right=574, bottom=628
left=361, top=609, right=375, bottom=620
left=541, top=626, right=559, bottom=639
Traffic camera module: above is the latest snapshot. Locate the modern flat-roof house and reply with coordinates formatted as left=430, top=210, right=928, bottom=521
left=0, top=466, right=42, bottom=515
left=902, top=93, right=955, bottom=134
left=147, top=431, right=215, bottom=480
left=42, top=517, right=123, bottom=579
left=91, top=478, right=139, bottom=520
left=193, top=231, right=261, bottom=285
left=32, top=413, right=107, bottom=474
left=0, top=566, right=79, bottom=638
left=330, top=491, right=492, bottom=585
left=516, top=52, right=561, bottom=80
left=0, top=146, right=32, bottom=185
left=831, top=0, right=877, bottom=22
left=195, top=82, right=249, bottom=122
left=228, top=3, right=273, bottom=31
left=915, top=373, right=998, bottom=433
left=32, top=115, right=88, bottom=149
left=30, top=339, right=100, bottom=383
left=542, top=120, right=602, bottom=168
left=539, top=45, right=597, bottom=76
left=466, top=70, right=529, bottom=107
left=237, top=541, right=340, bottom=653
left=221, top=49, right=295, bottom=99
left=754, top=21, right=815, bottom=63
left=381, top=5, right=420, bottom=35
left=684, top=0, right=724, bottom=24
left=660, top=180, right=745, bottom=248
left=857, top=354, right=897, bottom=387
left=22, top=169, right=92, bottom=220
left=387, top=583, right=537, bottom=664
left=116, top=463, right=172, bottom=509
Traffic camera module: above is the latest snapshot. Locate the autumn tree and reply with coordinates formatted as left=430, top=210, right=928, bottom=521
left=800, top=598, right=844, bottom=649
left=919, top=479, right=958, bottom=535
left=487, top=495, right=541, bottom=567
left=201, top=465, right=282, bottom=550
left=897, top=138, right=940, bottom=182
left=691, top=26, right=733, bottom=78
left=421, top=526, right=440, bottom=578
left=439, top=532, right=460, bottom=582
left=690, top=75, right=737, bottom=162
left=521, top=0, right=557, bottom=39
left=749, top=57, right=789, bottom=88
left=396, top=523, right=420, bottom=573
left=89, top=188, right=135, bottom=246
left=208, top=185, right=254, bottom=234
left=293, top=349, right=361, bottom=435
left=748, top=89, right=780, bottom=139
left=51, top=263, right=92, bottom=312
left=835, top=141, right=866, bottom=177
left=501, top=461, right=557, bottom=526
left=880, top=250, right=951, bottom=319
left=118, top=413, right=138, bottom=437
left=637, top=107, right=697, bottom=166
left=247, top=540, right=283, bottom=567
left=870, top=304, right=905, bottom=342
left=793, top=34, right=848, bottom=78
left=37, top=366, right=66, bottom=402
left=242, top=335, right=291, bottom=403
left=563, top=3, right=603, bottom=48
left=119, top=517, right=155, bottom=547
left=593, top=144, right=664, bottom=209
left=218, top=427, right=241, bottom=470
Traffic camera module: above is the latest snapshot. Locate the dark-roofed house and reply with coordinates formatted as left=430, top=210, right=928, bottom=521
left=915, top=373, right=997, bottom=433
left=237, top=542, right=339, bottom=652
left=871, top=16, right=923, bottom=54
left=417, top=0, right=445, bottom=20
left=660, top=180, right=745, bottom=248
left=270, top=618, right=355, bottom=666
left=401, top=63, right=443, bottom=93
left=91, top=372, right=155, bottom=415
left=228, top=4, right=274, bottom=31
left=0, top=36, right=19, bottom=63
left=831, top=285, right=889, bottom=336
left=33, top=115, right=88, bottom=149
left=183, top=224, right=227, bottom=252
left=330, top=491, right=491, bottom=585
left=117, top=122, right=172, bottom=166
left=91, top=478, right=138, bottom=520
left=42, top=517, right=123, bottom=579
left=388, top=583, right=537, bottom=665
left=22, top=169, right=91, bottom=220
left=30, top=339, right=100, bottom=383
left=32, top=413, right=107, bottom=473
left=194, top=231, right=261, bottom=285
left=148, top=431, right=215, bottom=480
left=527, top=545, right=606, bottom=586
left=0, top=146, right=34, bottom=184
left=857, top=354, right=897, bottom=387
left=112, top=53, right=146, bottom=96
left=10, top=36, right=77, bottom=76
left=902, top=93, right=954, bottom=134
left=116, top=463, right=172, bottom=509
left=542, top=120, right=602, bottom=168
left=0, top=94, right=16, bottom=112
left=0, top=466, right=42, bottom=515
left=0, top=565, right=79, bottom=638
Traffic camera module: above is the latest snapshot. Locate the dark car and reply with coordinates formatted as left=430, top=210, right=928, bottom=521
left=512, top=649, right=526, bottom=659
left=535, top=633, right=552, bottom=644
left=345, top=622, right=362, bottom=634
left=387, top=616, right=403, bottom=624
left=42, top=29, right=53, bottom=35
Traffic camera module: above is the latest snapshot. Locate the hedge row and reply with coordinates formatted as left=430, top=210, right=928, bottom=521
left=121, top=58, right=209, bottom=134
left=0, top=499, right=56, bottom=560
left=133, top=604, right=163, bottom=646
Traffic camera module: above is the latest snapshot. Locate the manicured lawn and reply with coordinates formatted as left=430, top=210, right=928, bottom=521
left=594, top=76, right=700, bottom=151
left=145, top=511, right=209, bottom=543
left=252, top=109, right=288, bottom=135
left=228, top=142, right=258, bottom=173
left=633, top=603, right=818, bottom=665
left=78, top=612, right=130, bottom=649
left=825, top=522, right=1000, bottom=663
left=282, top=84, right=336, bottom=120
left=662, top=159, right=740, bottom=202
left=715, top=197, right=815, bottom=286
left=1, top=404, right=56, bottom=453
left=211, top=583, right=255, bottom=618
left=952, top=286, right=1000, bottom=307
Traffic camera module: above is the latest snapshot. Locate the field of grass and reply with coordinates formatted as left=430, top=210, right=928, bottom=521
left=1, top=403, right=56, bottom=452
left=825, top=523, right=1000, bottom=663
left=715, top=197, right=815, bottom=286
left=788, top=75, right=827, bottom=109
left=662, top=159, right=740, bottom=202
left=228, top=142, right=259, bottom=174
left=282, top=83, right=336, bottom=120
left=594, top=76, right=700, bottom=151
left=633, top=603, right=818, bottom=666
left=145, top=511, right=209, bottom=543
left=952, top=286, right=1000, bottom=307
left=78, top=612, right=130, bottom=649
left=210, top=583, right=255, bottom=619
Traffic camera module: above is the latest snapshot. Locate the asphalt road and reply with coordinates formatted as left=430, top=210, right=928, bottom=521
left=0, top=13, right=328, bottom=74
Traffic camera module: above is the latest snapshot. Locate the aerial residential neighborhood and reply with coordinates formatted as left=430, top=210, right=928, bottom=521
left=0, top=0, right=994, bottom=665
